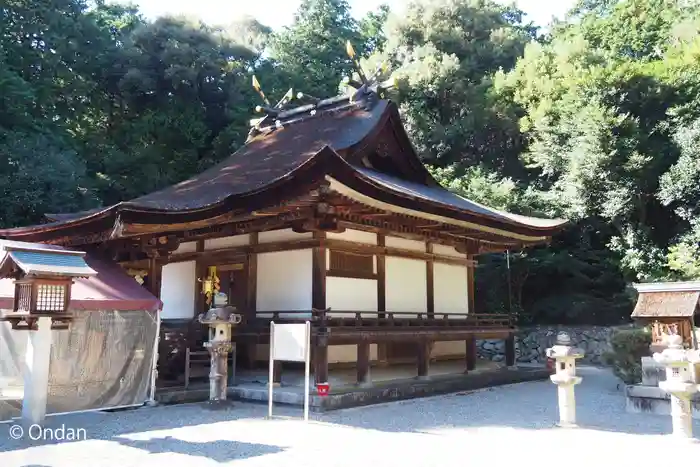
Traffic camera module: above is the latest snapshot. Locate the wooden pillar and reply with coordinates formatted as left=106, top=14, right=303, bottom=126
left=376, top=234, right=388, bottom=366
left=426, top=242, right=434, bottom=318
left=193, top=240, right=206, bottom=314
left=313, top=231, right=329, bottom=385
left=417, top=341, right=431, bottom=379
left=243, top=233, right=259, bottom=369
left=465, top=335, right=477, bottom=372
left=466, top=254, right=475, bottom=314
left=147, top=256, right=163, bottom=298
left=505, top=333, right=516, bottom=367
left=357, top=342, right=371, bottom=386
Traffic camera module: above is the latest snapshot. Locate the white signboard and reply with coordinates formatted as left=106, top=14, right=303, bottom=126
left=268, top=321, right=311, bottom=421
left=271, top=323, right=309, bottom=362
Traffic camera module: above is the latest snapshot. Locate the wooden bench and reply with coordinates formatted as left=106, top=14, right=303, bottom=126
left=184, top=346, right=237, bottom=389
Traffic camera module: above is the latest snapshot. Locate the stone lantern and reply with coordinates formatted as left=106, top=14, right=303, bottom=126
left=546, top=332, right=584, bottom=427
left=652, top=334, right=699, bottom=440
left=197, top=304, right=242, bottom=404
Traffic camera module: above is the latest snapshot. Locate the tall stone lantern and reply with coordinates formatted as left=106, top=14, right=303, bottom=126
left=652, top=334, right=699, bottom=440
left=197, top=304, right=241, bottom=404
left=546, top=332, right=584, bottom=427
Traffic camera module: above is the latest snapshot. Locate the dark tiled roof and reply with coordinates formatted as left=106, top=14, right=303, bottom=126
left=354, top=167, right=566, bottom=229
left=121, top=101, right=388, bottom=211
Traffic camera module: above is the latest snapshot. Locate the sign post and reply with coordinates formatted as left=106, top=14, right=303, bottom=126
left=268, top=321, right=311, bottom=421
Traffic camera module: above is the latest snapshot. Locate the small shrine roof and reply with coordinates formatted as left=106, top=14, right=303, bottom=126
left=631, top=283, right=700, bottom=318
left=0, top=241, right=161, bottom=312
left=0, top=241, right=96, bottom=278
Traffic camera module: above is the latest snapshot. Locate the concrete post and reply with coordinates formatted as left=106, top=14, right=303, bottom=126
left=653, top=335, right=699, bottom=440
left=546, top=332, right=584, bottom=428
left=21, top=317, right=53, bottom=426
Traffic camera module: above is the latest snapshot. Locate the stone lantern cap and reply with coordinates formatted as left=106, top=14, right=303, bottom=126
left=198, top=305, right=242, bottom=325
left=653, top=334, right=693, bottom=365
left=546, top=332, right=584, bottom=359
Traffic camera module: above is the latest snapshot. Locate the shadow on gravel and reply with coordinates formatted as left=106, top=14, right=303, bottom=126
left=114, top=436, right=283, bottom=462
left=0, top=401, right=290, bottom=452
left=320, top=366, right=700, bottom=439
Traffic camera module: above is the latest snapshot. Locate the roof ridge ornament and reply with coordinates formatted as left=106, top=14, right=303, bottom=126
left=247, top=41, right=396, bottom=139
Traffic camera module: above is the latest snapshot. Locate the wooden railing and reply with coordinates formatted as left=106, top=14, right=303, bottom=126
left=242, top=309, right=512, bottom=330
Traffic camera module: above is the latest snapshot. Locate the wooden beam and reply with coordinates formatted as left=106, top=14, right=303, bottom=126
left=426, top=242, right=434, bottom=319
left=376, top=233, right=387, bottom=366
left=193, top=240, right=206, bottom=316
left=467, top=254, right=475, bottom=314
left=242, top=232, right=259, bottom=370
left=417, top=340, right=430, bottom=379
left=505, top=333, right=515, bottom=367
left=168, top=238, right=321, bottom=263
left=325, top=238, right=476, bottom=267
left=465, top=336, right=477, bottom=372
left=147, top=256, right=163, bottom=299
left=324, top=329, right=511, bottom=345
left=357, top=342, right=371, bottom=386
left=312, top=231, right=328, bottom=385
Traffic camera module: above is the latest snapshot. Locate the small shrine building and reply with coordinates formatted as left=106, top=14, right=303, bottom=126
left=0, top=74, right=566, bottom=387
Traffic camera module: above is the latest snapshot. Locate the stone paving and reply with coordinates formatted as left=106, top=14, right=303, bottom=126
left=1, top=366, right=699, bottom=466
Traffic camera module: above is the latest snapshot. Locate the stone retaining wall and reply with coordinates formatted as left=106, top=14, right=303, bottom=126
left=477, top=324, right=636, bottom=365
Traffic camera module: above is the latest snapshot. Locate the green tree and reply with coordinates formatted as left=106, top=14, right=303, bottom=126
left=373, top=0, right=537, bottom=177
left=268, top=0, right=365, bottom=98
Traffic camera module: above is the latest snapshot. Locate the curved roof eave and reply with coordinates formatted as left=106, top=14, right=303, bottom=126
left=322, top=164, right=567, bottom=241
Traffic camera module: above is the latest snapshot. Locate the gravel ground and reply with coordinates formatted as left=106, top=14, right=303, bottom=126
left=1, top=366, right=699, bottom=467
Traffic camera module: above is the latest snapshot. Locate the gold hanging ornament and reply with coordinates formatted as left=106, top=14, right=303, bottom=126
left=200, top=266, right=220, bottom=306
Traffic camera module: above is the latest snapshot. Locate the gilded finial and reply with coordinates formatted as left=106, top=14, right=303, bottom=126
left=252, top=75, right=270, bottom=106
left=274, top=88, right=294, bottom=109
left=345, top=41, right=368, bottom=85
left=346, top=40, right=356, bottom=59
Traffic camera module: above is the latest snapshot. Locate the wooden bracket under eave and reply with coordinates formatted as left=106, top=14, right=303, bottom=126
left=291, top=217, right=346, bottom=234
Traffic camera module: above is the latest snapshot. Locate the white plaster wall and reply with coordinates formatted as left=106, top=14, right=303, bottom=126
left=328, top=344, right=379, bottom=364
left=434, top=263, right=469, bottom=318
left=326, top=277, right=377, bottom=318
left=160, top=261, right=196, bottom=319
left=204, top=234, right=249, bottom=250
left=431, top=341, right=466, bottom=359
left=385, top=257, right=427, bottom=318
left=172, top=242, right=197, bottom=254
left=433, top=244, right=465, bottom=258
left=256, top=249, right=312, bottom=318
left=326, top=228, right=377, bottom=244
left=385, top=236, right=426, bottom=252
left=258, top=228, right=312, bottom=243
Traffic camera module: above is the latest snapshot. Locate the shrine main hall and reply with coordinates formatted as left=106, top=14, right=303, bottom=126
left=0, top=76, right=566, bottom=392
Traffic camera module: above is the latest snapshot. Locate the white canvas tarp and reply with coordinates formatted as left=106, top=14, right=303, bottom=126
left=0, top=309, right=157, bottom=422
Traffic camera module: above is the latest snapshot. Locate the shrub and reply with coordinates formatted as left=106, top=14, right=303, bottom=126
left=603, top=328, right=652, bottom=384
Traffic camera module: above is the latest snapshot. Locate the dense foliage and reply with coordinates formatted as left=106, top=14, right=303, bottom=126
left=603, top=328, right=652, bottom=384
left=3, top=0, right=700, bottom=324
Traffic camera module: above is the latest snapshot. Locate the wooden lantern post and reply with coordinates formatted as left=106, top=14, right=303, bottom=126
left=0, top=243, right=96, bottom=425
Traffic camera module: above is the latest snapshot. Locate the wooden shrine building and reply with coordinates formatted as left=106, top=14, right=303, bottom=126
left=0, top=68, right=566, bottom=388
